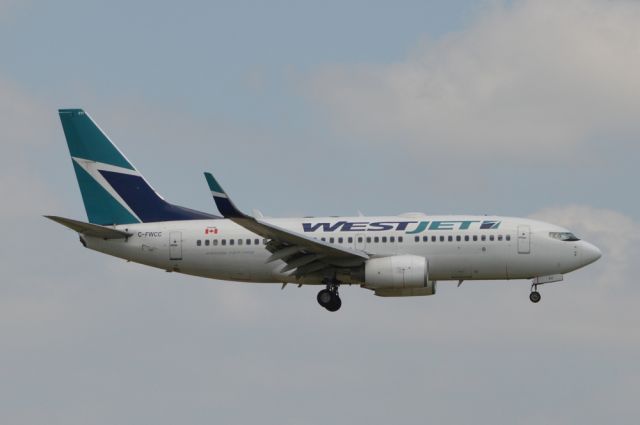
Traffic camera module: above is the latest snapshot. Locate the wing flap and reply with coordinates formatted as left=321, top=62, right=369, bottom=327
left=280, top=254, right=325, bottom=273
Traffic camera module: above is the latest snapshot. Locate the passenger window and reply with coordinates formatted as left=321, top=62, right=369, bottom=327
left=214, top=240, right=218, bottom=246
left=415, top=236, right=420, bottom=242
left=374, top=237, right=379, bottom=243
left=489, top=235, right=494, bottom=241
left=422, top=236, right=428, bottom=242
left=197, top=240, right=202, bottom=246
left=338, top=237, right=343, bottom=243
left=456, top=235, right=461, bottom=242
left=440, top=236, right=445, bottom=242
left=329, top=237, right=334, bottom=243
left=448, top=235, right=453, bottom=242
left=348, top=237, right=353, bottom=243
left=222, top=239, right=226, bottom=246
left=398, top=236, right=403, bottom=243
left=238, top=239, right=243, bottom=245
left=263, top=239, right=268, bottom=245
left=366, top=237, right=372, bottom=243
left=381, top=236, right=387, bottom=243
left=464, top=235, right=469, bottom=241
left=431, top=236, right=436, bottom=242
left=498, top=235, right=503, bottom=241
left=254, top=239, right=260, bottom=245
left=246, top=239, right=251, bottom=245
left=321, top=237, right=326, bottom=242
left=481, top=235, right=486, bottom=241
left=473, top=235, right=478, bottom=241
left=390, top=236, right=395, bottom=243
left=230, top=239, right=235, bottom=246
left=506, top=235, right=511, bottom=241
left=357, top=237, right=363, bottom=243
left=205, top=240, right=210, bottom=246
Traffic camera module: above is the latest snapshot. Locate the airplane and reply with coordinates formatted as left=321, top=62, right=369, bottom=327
left=47, top=109, right=602, bottom=312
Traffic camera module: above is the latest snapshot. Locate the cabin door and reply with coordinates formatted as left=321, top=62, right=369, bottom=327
left=517, top=225, right=531, bottom=254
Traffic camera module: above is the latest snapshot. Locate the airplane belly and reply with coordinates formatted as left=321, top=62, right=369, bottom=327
left=470, top=245, right=508, bottom=279
left=188, top=249, right=253, bottom=280
left=428, top=245, right=508, bottom=280
left=85, top=236, right=169, bottom=269
left=185, top=248, right=281, bottom=283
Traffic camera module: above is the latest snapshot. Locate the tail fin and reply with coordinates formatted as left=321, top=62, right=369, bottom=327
left=58, top=109, right=217, bottom=225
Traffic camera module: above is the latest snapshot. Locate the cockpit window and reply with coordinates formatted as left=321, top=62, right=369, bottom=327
left=549, top=232, right=580, bottom=241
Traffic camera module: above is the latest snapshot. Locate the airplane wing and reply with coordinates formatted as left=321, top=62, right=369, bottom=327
left=45, top=215, right=132, bottom=239
left=204, top=172, right=369, bottom=277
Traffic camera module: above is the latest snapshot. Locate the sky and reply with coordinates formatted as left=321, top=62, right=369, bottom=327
left=0, top=0, right=639, bottom=424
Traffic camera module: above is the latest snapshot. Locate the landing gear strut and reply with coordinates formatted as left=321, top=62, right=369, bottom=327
left=317, top=279, right=342, bottom=312
left=529, top=284, right=541, bottom=303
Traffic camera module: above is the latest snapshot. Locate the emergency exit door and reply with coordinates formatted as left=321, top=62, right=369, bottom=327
left=169, top=231, right=183, bottom=260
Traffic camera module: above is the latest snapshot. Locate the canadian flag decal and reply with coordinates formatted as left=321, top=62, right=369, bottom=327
left=205, top=227, right=219, bottom=235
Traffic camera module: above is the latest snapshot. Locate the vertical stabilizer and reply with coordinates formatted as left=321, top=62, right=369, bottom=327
left=58, top=109, right=217, bottom=225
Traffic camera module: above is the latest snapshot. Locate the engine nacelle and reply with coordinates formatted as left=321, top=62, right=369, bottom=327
left=364, top=255, right=432, bottom=292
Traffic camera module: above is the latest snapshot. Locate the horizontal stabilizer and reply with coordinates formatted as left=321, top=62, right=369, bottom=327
left=45, top=215, right=132, bottom=239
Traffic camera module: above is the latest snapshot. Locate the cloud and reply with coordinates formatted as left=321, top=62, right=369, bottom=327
left=0, top=2, right=638, bottom=421
left=308, top=0, right=640, bottom=157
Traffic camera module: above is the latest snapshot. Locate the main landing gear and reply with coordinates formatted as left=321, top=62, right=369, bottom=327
left=529, top=283, right=541, bottom=303
left=317, top=279, right=342, bottom=312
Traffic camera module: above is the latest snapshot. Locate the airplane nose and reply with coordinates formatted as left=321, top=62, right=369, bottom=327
left=582, top=242, right=602, bottom=265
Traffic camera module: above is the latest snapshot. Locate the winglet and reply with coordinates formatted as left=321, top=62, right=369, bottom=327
left=204, top=172, right=247, bottom=218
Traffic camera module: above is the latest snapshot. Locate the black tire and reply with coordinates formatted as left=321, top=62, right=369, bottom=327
left=529, top=291, right=541, bottom=303
left=326, top=296, right=342, bottom=312
left=317, top=289, right=332, bottom=307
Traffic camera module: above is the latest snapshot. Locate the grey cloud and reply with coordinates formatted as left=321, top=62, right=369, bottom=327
left=8, top=205, right=638, bottom=425
left=307, top=0, right=640, bottom=158
left=1, top=2, right=639, bottom=422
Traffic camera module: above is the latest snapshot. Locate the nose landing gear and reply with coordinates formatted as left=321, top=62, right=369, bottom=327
left=530, top=283, right=541, bottom=303
left=317, top=279, right=342, bottom=312
left=528, top=275, right=563, bottom=303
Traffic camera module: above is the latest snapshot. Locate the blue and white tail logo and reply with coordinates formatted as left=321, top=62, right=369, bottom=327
left=59, top=109, right=216, bottom=225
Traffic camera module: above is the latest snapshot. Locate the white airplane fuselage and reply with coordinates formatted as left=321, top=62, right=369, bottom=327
left=84, top=214, right=601, bottom=285
left=51, top=109, right=602, bottom=309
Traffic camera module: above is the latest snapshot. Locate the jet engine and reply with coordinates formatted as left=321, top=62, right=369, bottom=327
left=363, top=255, right=436, bottom=296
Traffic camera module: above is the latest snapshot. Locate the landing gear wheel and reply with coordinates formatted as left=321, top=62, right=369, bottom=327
left=326, top=296, right=342, bottom=312
left=317, top=289, right=333, bottom=307
left=317, top=282, right=342, bottom=312
left=529, top=291, right=541, bottom=303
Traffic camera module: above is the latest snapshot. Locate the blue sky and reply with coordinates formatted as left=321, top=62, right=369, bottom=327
left=1, top=1, right=639, bottom=424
